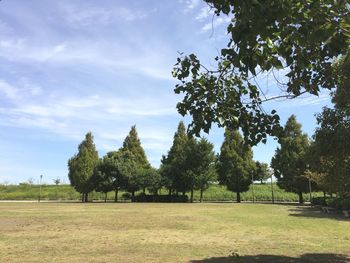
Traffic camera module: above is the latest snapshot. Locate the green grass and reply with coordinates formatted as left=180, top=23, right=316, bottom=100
left=0, top=183, right=322, bottom=202
left=0, top=203, right=349, bottom=262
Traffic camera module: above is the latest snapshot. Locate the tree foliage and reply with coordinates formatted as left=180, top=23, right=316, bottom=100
left=312, top=107, right=350, bottom=196
left=68, top=132, right=99, bottom=202
left=122, top=125, right=150, bottom=169
left=160, top=121, right=189, bottom=194
left=121, top=126, right=151, bottom=195
left=173, top=0, right=350, bottom=144
left=253, top=161, right=270, bottom=183
left=271, top=115, right=310, bottom=203
left=189, top=138, right=217, bottom=202
left=217, top=128, right=255, bottom=202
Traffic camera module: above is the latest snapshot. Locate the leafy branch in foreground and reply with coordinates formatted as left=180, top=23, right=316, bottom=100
left=173, top=0, right=349, bottom=145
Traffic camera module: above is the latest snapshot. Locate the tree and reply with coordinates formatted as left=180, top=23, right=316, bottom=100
left=143, top=167, right=163, bottom=195
left=271, top=115, right=310, bottom=203
left=173, top=0, right=349, bottom=144
left=122, top=125, right=150, bottom=169
left=253, top=161, right=270, bottom=184
left=217, top=128, right=255, bottom=202
left=53, top=177, right=61, bottom=185
left=312, top=108, right=350, bottom=197
left=122, top=126, right=150, bottom=196
left=93, top=157, right=116, bottom=202
left=160, top=121, right=189, bottom=195
left=68, top=132, right=99, bottom=202
left=191, top=138, right=217, bottom=202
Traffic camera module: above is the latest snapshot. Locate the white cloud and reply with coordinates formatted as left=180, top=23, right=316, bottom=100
left=196, top=6, right=214, bottom=20
left=61, top=4, right=149, bottom=26
left=182, top=0, right=200, bottom=11
left=0, top=80, right=19, bottom=101
left=0, top=36, right=174, bottom=80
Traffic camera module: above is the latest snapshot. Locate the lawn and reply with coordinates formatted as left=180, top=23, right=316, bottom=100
left=0, top=203, right=349, bottom=263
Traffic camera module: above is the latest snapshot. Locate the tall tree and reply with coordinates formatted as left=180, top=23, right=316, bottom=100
left=160, top=121, right=189, bottom=195
left=122, top=125, right=150, bottom=169
left=191, top=138, right=217, bottom=202
left=312, top=103, right=350, bottom=196
left=173, top=0, right=349, bottom=144
left=122, top=126, right=150, bottom=196
left=271, top=115, right=310, bottom=203
left=93, top=160, right=114, bottom=202
left=218, top=129, right=255, bottom=203
left=68, top=132, right=99, bottom=202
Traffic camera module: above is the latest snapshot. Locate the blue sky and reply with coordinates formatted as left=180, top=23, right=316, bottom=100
left=0, top=0, right=332, bottom=184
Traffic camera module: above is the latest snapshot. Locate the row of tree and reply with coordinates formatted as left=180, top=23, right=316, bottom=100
left=270, top=60, right=350, bottom=203
left=68, top=109, right=349, bottom=205
left=68, top=122, right=271, bottom=203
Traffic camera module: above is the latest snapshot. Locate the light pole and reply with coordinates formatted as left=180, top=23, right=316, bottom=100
left=270, top=171, right=275, bottom=204
left=38, top=174, right=43, bottom=202
left=306, top=164, right=312, bottom=203
left=251, top=173, right=255, bottom=203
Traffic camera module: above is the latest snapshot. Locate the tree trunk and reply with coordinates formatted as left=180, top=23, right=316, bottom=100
left=200, top=188, right=203, bottom=203
left=182, top=191, right=185, bottom=196
left=190, top=188, right=194, bottom=203
left=114, top=189, right=118, bottom=202
left=298, top=191, right=304, bottom=204
left=104, top=192, right=107, bottom=203
left=236, top=192, right=241, bottom=203
left=323, top=191, right=326, bottom=198
left=143, top=187, right=146, bottom=194
left=132, top=191, right=135, bottom=197
left=85, top=193, right=88, bottom=203
left=168, top=188, right=171, bottom=197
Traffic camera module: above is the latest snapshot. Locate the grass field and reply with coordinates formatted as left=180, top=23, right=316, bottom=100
left=0, top=203, right=349, bottom=262
left=0, top=183, right=323, bottom=202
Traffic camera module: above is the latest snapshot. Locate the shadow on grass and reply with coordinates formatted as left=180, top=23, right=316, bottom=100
left=288, top=206, right=349, bottom=221
left=191, top=253, right=349, bottom=263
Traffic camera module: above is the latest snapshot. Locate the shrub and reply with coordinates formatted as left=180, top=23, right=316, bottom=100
left=340, top=199, right=350, bottom=210
left=311, top=197, right=326, bottom=206
left=325, top=197, right=342, bottom=209
left=122, top=192, right=132, bottom=199
left=132, top=194, right=188, bottom=203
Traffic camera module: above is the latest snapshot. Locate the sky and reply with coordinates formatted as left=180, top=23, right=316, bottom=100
left=0, top=0, right=332, bottom=184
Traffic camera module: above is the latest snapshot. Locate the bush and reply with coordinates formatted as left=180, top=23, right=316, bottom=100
left=132, top=194, right=188, bottom=203
left=325, top=197, right=342, bottom=209
left=311, top=197, right=326, bottom=206
left=340, top=199, right=350, bottom=210
left=122, top=192, right=132, bottom=199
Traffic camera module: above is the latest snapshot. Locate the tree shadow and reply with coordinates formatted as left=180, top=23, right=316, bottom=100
left=288, top=206, right=349, bottom=221
left=191, top=253, right=349, bottom=263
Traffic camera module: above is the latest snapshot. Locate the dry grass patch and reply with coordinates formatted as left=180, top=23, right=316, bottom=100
left=0, top=203, right=349, bottom=262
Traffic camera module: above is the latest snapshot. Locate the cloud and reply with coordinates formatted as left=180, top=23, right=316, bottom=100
left=0, top=36, right=174, bottom=80
left=195, top=6, right=215, bottom=20
left=182, top=0, right=201, bottom=11
left=60, top=4, right=149, bottom=26
left=0, top=79, right=19, bottom=101
left=0, top=79, right=178, bottom=146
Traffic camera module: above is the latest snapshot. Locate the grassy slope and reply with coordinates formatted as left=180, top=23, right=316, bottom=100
left=0, top=183, right=322, bottom=202
left=0, top=203, right=349, bottom=263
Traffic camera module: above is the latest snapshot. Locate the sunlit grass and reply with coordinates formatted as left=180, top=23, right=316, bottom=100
left=0, top=183, right=323, bottom=202
left=0, top=203, right=349, bottom=262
